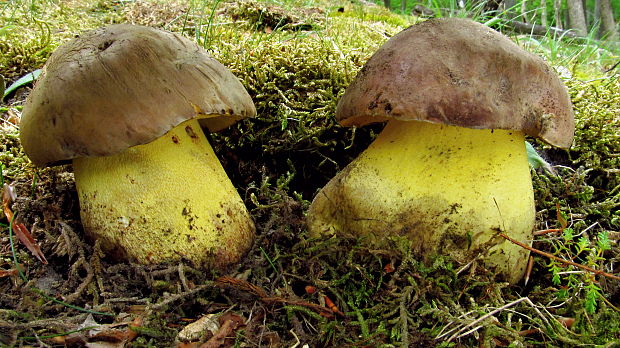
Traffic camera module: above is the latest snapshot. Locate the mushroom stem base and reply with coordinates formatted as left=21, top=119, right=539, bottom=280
left=307, top=120, right=535, bottom=283
left=73, top=118, right=254, bottom=268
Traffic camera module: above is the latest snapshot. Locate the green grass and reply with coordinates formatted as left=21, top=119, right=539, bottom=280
left=376, top=0, right=620, bottom=25
left=0, top=0, right=111, bottom=79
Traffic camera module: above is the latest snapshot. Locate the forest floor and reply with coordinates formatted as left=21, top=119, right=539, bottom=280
left=1, top=0, right=619, bottom=346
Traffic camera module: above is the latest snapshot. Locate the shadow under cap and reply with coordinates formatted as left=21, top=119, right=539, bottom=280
left=20, top=24, right=256, bottom=167
left=336, top=18, right=575, bottom=148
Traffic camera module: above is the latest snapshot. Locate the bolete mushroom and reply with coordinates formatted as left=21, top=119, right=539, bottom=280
left=20, top=24, right=256, bottom=269
left=307, top=18, right=574, bottom=283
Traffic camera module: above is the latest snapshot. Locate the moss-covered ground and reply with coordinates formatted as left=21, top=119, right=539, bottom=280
left=1, top=0, right=619, bottom=346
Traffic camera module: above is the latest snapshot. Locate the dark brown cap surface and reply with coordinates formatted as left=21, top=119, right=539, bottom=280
left=20, top=24, right=256, bottom=166
left=336, top=18, right=574, bottom=148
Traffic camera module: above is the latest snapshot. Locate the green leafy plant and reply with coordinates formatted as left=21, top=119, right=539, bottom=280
left=546, top=228, right=613, bottom=314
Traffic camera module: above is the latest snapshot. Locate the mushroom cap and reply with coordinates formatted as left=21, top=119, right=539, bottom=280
left=20, top=24, right=256, bottom=167
left=336, top=18, right=575, bottom=148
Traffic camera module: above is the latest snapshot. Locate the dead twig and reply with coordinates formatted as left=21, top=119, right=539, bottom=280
left=440, top=297, right=528, bottom=342
left=533, top=228, right=563, bottom=236
left=148, top=284, right=211, bottom=311
left=61, top=223, right=94, bottom=304
left=0, top=314, right=88, bottom=330
left=215, top=276, right=336, bottom=317
left=64, top=255, right=93, bottom=304
left=524, top=256, right=534, bottom=286
left=177, top=262, right=191, bottom=292
left=499, top=233, right=620, bottom=281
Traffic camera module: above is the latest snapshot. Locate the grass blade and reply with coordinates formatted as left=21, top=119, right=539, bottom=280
left=3, top=69, right=41, bottom=100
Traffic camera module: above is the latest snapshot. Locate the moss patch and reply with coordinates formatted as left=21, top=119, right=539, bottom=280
left=0, top=0, right=618, bottom=346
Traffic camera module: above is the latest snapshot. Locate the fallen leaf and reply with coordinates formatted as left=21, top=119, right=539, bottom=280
left=177, top=342, right=201, bottom=348
left=556, top=203, right=568, bottom=229
left=2, top=183, right=16, bottom=202
left=557, top=316, right=575, bottom=328
left=178, top=314, right=220, bottom=342
left=2, top=183, right=47, bottom=264
left=0, top=269, right=18, bottom=277
left=218, top=313, right=244, bottom=328
left=55, top=315, right=142, bottom=347
left=518, top=328, right=541, bottom=336
left=199, top=318, right=240, bottom=348
left=13, top=222, right=48, bottom=264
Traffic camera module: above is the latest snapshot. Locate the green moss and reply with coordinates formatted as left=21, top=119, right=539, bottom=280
left=526, top=71, right=619, bottom=343
left=532, top=75, right=619, bottom=231
left=0, top=128, right=31, bottom=183
left=582, top=308, right=620, bottom=344
left=120, top=0, right=187, bottom=29
left=0, top=0, right=618, bottom=346
left=0, top=0, right=113, bottom=79
left=190, top=10, right=407, bottom=199
left=568, top=76, right=620, bottom=188
left=334, top=1, right=415, bottom=28
left=0, top=22, right=54, bottom=79
left=224, top=0, right=327, bottom=32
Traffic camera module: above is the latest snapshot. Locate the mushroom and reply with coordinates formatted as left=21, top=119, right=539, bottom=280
left=307, top=18, right=574, bottom=283
left=20, top=24, right=256, bottom=269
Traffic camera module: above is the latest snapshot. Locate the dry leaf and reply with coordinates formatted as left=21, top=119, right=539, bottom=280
left=2, top=183, right=48, bottom=264
left=199, top=319, right=239, bottom=348
left=218, top=313, right=244, bottom=328
left=54, top=315, right=142, bottom=347
left=178, top=314, right=220, bottom=342
left=13, top=222, right=48, bottom=264
left=556, top=202, right=568, bottom=229
left=0, top=268, right=18, bottom=277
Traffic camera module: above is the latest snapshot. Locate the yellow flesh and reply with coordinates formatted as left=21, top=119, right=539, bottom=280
left=73, top=118, right=254, bottom=268
left=307, top=120, right=534, bottom=283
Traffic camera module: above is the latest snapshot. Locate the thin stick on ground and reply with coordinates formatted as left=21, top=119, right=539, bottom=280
left=499, top=233, right=620, bottom=281
left=444, top=297, right=529, bottom=342
left=148, top=284, right=212, bottom=311
left=533, top=228, right=563, bottom=236
left=215, top=276, right=337, bottom=317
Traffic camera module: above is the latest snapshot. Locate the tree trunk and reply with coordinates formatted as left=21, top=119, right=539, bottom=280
left=596, top=0, right=603, bottom=38
left=554, top=0, right=563, bottom=29
left=521, top=0, right=528, bottom=22
left=383, top=0, right=391, bottom=9
left=567, top=0, right=588, bottom=36
left=541, top=0, right=548, bottom=27
left=401, top=0, right=406, bottom=13
left=504, top=19, right=581, bottom=38
left=598, top=0, right=619, bottom=40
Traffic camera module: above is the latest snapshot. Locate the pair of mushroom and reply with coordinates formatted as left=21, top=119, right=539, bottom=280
left=21, top=20, right=574, bottom=282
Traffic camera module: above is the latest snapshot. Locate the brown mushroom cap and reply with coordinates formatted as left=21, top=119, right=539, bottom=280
left=20, top=24, right=256, bottom=167
left=336, top=18, right=575, bottom=148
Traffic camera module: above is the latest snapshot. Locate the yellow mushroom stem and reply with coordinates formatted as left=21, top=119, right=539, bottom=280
left=73, top=118, right=254, bottom=268
left=307, top=120, right=534, bottom=283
